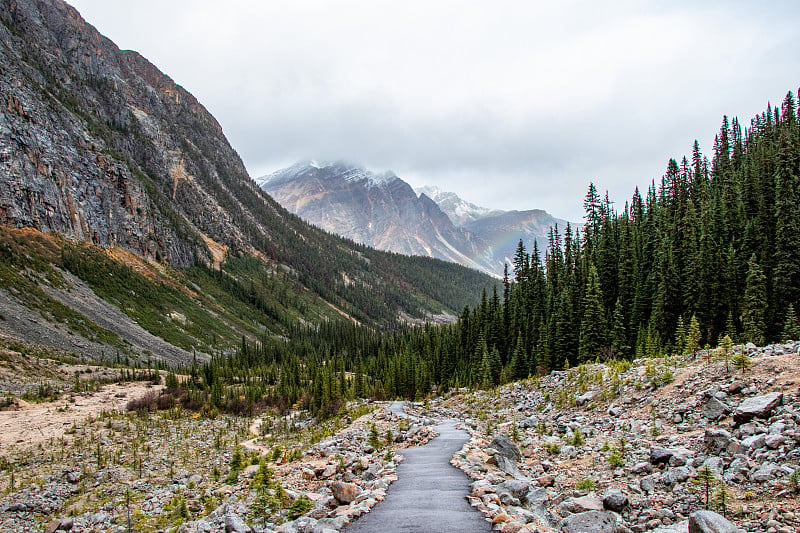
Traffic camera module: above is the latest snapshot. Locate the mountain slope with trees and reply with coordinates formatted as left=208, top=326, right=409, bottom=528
left=0, top=0, right=494, bottom=340
left=442, top=90, right=800, bottom=387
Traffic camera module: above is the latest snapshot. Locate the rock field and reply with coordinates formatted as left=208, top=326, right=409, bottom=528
left=444, top=342, right=800, bottom=532
left=1, top=341, right=798, bottom=532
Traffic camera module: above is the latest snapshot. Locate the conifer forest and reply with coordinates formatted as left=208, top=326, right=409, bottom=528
left=179, top=91, right=800, bottom=417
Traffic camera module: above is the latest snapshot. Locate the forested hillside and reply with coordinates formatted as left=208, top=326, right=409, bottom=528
left=457, top=90, right=800, bottom=382
left=176, top=91, right=800, bottom=415
left=0, top=0, right=493, bottom=337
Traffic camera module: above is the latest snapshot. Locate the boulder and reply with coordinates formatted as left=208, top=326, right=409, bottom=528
left=576, top=391, right=597, bottom=406
left=496, top=480, right=532, bottom=500
left=602, top=488, right=629, bottom=513
left=494, top=454, right=526, bottom=480
left=330, top=481, right=360, bottom=504
left=561, top=510, right=618, bottom=532
left=491, top=435, right=522, bottom=462
left=688, top=510, right=741, bottom=532
left=703, top=397, right=729, bottom=421
left=704, top=428, right=732, bottom=455
left=561, top=495, right=604, bottom=514
left=733, top=392, right=783, bottom=425
left=748, top=462, right=782, bottom=483
left=538, top=474, right=556, bottom=487
left=224, top=511, right=253, bottom=533
left=659, top=466, right=691, bottom=486
left=650, top=447, right=675, bottom=465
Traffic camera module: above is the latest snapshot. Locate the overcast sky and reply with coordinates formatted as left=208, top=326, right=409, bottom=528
left=68, top=1, right=800, bottom=221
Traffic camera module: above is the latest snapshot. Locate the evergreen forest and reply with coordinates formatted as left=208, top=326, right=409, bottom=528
left=166, top=91, right=800, bottom=418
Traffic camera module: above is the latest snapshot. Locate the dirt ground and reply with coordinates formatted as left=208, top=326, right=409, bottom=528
left=0, top=381, right=163, bottom=448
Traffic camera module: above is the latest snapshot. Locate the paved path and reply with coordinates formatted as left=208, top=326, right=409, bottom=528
left=345, top=403, right=490, bottom=533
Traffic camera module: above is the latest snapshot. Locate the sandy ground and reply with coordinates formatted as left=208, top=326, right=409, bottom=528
left=0, top=381, right=163, bottom=448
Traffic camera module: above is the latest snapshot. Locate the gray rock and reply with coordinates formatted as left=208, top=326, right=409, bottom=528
left=561, top=510, right=619, bottom=532
left=649, top=521, right=689, bottom=533
left=525, top=487, right=548, bottom=505
left=738, top=434, right=766, bottom=456
left=703, top=397, right=729, bottom=421
left=704, top=428, right=732, bottom=455
left=561, top=495, right=604, bottom=514
left=702, top=457, right=724, bottom=477
left=650, top=447, right=675, bottom=465
left=491, top=435, right=522, bottom=462
left=602, top=488, right=629, bottom=512
left=688, top=510, right=741, bottom=532
left=576, top=391, right=597, bottom=406
left=748, top=462, right=782, bottom=482
left=494, top=454, right=526, bottom=480
left=733, top=392, right=783, bottom=425
left=224, top=511, right=253, bottom=533
left=496, top=479, right=532, bottom=500
left=660, top=466, right=691, bottom=486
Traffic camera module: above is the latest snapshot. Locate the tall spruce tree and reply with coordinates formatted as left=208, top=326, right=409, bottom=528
left=742, top=255, right=767, bottom=346
left=579, top=264, right=607, bottom=362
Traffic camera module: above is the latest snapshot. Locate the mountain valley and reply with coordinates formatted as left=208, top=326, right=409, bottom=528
left=0, top=0, right=798, bottom=532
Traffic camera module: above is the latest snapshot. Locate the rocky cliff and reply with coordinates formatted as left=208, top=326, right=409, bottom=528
left=0, top=0, right=494, bottom=330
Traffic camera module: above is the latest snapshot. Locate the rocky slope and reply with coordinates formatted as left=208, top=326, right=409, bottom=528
left=0, top=0, right=495, bottom=341
left=1, top=342, right=797, bottom=532
left=442, top=343, right=800, bottom=533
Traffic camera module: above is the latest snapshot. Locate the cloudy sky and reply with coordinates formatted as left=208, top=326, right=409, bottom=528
left=69, top=1, right=800, bottom=221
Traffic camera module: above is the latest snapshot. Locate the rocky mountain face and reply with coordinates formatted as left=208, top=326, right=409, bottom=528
left=0, top=0, right=492, bottom=335
left=261, top=162, right=571, bottom=277
left=415, top=185, right=503, bottom=226
left=259, top=162, right=492, bottom=274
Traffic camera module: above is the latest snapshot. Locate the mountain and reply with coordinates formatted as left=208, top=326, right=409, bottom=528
left=462, top=208, right=569, bottom=270
left=260, top=163, right=572, bottom=277
left=418, top=186, right=571, bottom=270
left=259, top=161, right=493, bottom=273
left=0, top=0, right=494, bottom=361
left=415, top=185, right=503, bottom=226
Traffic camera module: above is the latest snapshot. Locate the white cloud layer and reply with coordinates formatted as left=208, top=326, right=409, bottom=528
left=69, top=0, right=800, bottom=220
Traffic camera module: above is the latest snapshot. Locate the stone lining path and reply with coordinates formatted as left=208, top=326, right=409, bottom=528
left=345, top=402, right=490, bottom=533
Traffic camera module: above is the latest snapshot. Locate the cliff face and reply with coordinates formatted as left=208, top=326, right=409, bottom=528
left=0, top=0, right=495, bottom=329
left=0, top=0, right=268, bottom=266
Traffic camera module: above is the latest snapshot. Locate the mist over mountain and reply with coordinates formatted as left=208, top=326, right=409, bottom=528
left=0, top=0, right=495, bottom=357
left=260, top=162, right=572, bottom=277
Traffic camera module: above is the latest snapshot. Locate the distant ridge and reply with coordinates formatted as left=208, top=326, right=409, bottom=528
left=260, top=162, right=572, bottom=276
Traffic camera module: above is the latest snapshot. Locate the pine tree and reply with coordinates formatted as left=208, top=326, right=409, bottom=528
left=742, top=255, right=767, bottom=346
left=611, top=298, right=631, bottom=359
left=720, top=335, right=733, bottom=373
left=685, top=315, right=701, bottom=356
left=579, top=264, right=607, bottom=362
left=693, top=465, right=718, bottom=510
left=783, top=304, right=800, bottom=341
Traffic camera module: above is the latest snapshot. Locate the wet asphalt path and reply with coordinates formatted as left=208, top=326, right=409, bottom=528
left=345, top=402, right=490, bottom=533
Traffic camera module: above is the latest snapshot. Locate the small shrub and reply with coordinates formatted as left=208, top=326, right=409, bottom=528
left=288, top=495, right=314, bottom=519
left=543, top=443, right=560, bottom=455
left=575, top=478, right=596, bottom=491
left=607, top=450, right=624, bottom=468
